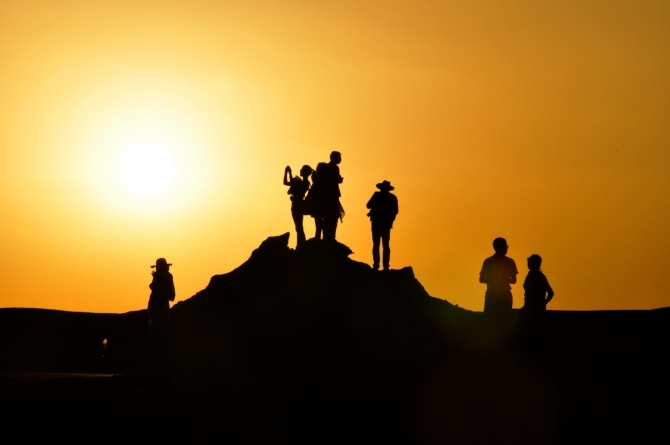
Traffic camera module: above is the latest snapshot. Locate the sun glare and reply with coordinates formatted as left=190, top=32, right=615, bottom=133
left=119, top=143, right=176, bottom=198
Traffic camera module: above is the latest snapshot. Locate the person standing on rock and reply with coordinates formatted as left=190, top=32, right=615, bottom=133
left=366, top=180, right=398, bottom=270
left=318, top=151, right=344, bottom=241
left=148, top=258, right=175, bottom=374
left=479, top=238, right=518, bottom=314
left=283, top=165, right=313, bottom=248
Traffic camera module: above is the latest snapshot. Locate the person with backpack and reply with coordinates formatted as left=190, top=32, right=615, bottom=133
left=283, top=165, right=313, bottom=248
left=366, top=180, right=399, bottom=270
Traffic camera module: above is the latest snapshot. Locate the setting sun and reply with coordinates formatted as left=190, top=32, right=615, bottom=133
left=119, top=143, right=176, bottom=198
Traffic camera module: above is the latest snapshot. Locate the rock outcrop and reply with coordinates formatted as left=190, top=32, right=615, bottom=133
left=169, top=233, right=466, bottom=387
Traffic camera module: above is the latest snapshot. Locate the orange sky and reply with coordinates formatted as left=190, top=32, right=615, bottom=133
left=1, top=0, right=669, bottom=312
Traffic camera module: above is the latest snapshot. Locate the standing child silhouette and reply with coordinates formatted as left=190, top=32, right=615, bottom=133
left=522, top=254, right=554, bottom=312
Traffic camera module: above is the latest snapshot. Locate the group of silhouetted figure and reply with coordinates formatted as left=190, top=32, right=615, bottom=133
left=479, top=237, right=554, bottom=315
left=282, top=151, right=555, bottom=317
left=284, top=150, right=399, bottom=271
left=144, top=152, right=555, bottom=372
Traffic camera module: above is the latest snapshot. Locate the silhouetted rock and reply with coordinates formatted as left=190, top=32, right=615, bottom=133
left=168, top=233, right=456, bottom=388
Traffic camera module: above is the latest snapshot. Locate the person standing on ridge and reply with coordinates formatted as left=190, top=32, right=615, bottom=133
left=522, top=254, right=554, bottom=312
left=366, top=180, right=398, bottom=270
left=148, top=258, right=175, bottom=374
left=318, top=151, right=344, bottom=241
left=283, top=165, right=313, bottom=248
left=479, top=238, right=518, bottom=314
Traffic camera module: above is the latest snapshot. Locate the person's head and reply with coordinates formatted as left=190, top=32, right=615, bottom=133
left=527, top=254, right=542, bottom=271
left=376, top=180, right=395, bottom=193
left=330, top=151, right=342, bottom=164
left=492, top=237, right=508, bottom=254
left=300, top=165, right=313, bottom=178
left=151, top=258, right=172, bottom=273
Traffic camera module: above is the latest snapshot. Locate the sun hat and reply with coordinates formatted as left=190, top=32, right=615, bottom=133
left=151, top=258, right=172, bottom=268
left=376, top=180, right=394, bottom=191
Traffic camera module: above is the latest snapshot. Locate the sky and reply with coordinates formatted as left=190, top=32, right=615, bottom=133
left=1, top=0, right=669, bottom=313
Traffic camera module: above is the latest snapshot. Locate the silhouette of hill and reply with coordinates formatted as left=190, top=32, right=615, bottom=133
left=1, top=234, right=670, bottom=443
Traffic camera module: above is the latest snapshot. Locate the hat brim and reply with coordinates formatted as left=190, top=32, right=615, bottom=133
left=376, top=183, right=394, bottom=191
left=151, top=263, right=172, bottom=268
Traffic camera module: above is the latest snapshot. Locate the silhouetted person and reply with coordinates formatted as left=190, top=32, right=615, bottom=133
left=148, top=258, right=175, bottom=375
left=284, top=165, right=313, bottom=248
left=522, top=254, right=554, bottom=312
left=305, top=162, right=326, bottom=239
left=479, top=238, right=518, bottom=314
left=318, top=151, right=344, bottom=241
left=366, top=180, right=398, bottom=270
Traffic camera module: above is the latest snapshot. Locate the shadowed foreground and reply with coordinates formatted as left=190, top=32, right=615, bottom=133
left=1, top=234, right=669, bottom=444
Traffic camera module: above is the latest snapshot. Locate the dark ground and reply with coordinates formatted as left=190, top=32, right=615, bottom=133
left=1, top=235, right=669, bottom=444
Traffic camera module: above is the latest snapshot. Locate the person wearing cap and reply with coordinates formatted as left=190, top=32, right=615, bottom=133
left=522, top=254, right=554, bottom=312
left=479, top=238, right=518, bottom=313
left=284, top=164, right=313, bottom=248
left=366, top=180, right=399, bottom=270
left=148, top=258, right=175, bottom=337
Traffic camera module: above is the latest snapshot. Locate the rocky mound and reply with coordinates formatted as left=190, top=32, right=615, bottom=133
left=169, top=233, right=469, bottom=387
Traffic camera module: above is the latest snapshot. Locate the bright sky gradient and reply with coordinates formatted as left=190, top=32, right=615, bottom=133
left=1, top=0, right=669, bottom=313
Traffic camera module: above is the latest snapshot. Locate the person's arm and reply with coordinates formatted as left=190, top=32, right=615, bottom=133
left=479, top=262, right=487, bottom=284
left=544, top=279, right=554, bottom=305
left=366, top=193, right=377, bottom=209
left=283, top=166, right=292, bottom=186
left=168, top=274, right=176, bottom=302
left=510, top=260, right=518, bottom=284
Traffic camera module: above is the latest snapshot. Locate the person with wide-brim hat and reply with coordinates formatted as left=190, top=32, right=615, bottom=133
left=376, top=180, right=394, bottom=191
left=147, top=257, right=175, bottom=374
left=366, top=180, right=399, bottom=270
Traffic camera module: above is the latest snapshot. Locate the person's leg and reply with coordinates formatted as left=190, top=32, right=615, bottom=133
left=504, top=291, right=513, bottom=311
left=483, top=291, right=496, bottom=313
left=292, top=211, right=306, bottom=247
left=314, top=216, right=323, bottom=240
left=323, top=216, right=338, bottom=241
left=330, top=217, right=339, bottom=240
left=381, top=226, right=391, bottom=270
left=372, top=224, right=381, bottom=269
